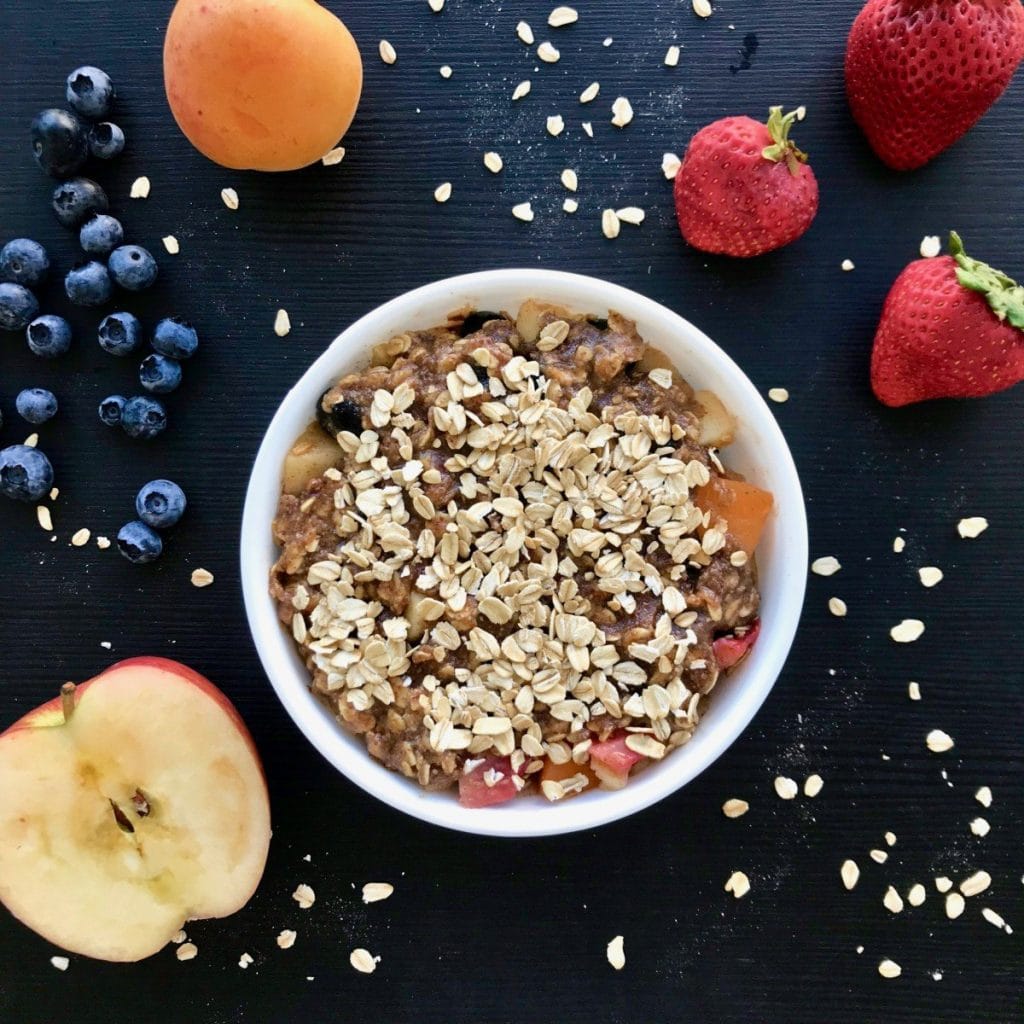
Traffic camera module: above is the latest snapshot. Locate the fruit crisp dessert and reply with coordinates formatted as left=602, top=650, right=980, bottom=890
left=270, top=301, right=771, bottom=806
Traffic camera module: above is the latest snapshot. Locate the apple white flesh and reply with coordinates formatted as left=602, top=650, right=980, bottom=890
left=0, top=657, right=271, bottom=962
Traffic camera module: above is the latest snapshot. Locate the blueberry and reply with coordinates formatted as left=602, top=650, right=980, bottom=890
left=30, top=108, right=88, bottom=178
left=152, top=317, right=198, bottom=359
left=139, top=353, right=182, bottom=394
left=98, top=394, right=126, bottom=427
left=0, top=445, right=54, bottom=502
left=0, top=283, right=40, bottom=331
left=16, top=388, right=58, bottom=425
left=316, top=393, right=362, bottom=436
left=108, top=245, right=157, bottom=291
left=121, top=396, right=167, bottom=439
left=52, top=177, right=108, bottom=228
left=0, top=239, right=50, bottom=287
left=66, top=67, right=115, bottom=120
left=26, top=315, right=72, bottom=358
left=79, top=214, right=124, bottom=255
left=65, top=260, right=112, bottom=306
left=135, top=479, right=187, bottom=529
left=88, top=122, right=124, bottom=160
left=98, top=311, right=142, bottom=355
left=116, top=520, right=163, bottom=564
left=458, top=310, right=504, bottom=337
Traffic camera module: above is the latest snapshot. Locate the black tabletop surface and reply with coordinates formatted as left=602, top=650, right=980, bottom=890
left=1, top=1, right=1022, bottom=1022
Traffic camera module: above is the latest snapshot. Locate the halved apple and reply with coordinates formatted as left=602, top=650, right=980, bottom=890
left=0, top=657, right=271, bottom=962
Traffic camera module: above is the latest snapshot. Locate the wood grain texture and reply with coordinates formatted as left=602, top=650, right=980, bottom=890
left=0, top=1, right=1022, bottom=1022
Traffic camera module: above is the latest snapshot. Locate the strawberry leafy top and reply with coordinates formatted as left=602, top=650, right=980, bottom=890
left=761, top=107, right=809, bottom=176
left=951, top=232, right=1024, bottom=332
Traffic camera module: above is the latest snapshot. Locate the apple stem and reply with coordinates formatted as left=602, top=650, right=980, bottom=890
left=60, top=682, right=77, bottom=724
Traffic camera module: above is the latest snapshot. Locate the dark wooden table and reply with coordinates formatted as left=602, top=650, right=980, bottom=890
left=1, top=2, right=1022, bottom=1021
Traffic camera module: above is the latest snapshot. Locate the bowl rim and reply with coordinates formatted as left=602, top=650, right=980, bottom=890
left=240, top=268, right=808, bottom=838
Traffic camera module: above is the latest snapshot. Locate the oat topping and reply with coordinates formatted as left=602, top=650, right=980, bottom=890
left=275, top=309, right=292, bottom=337
left=890, top=619, right=924, bottom=643
left=925, top=729, right=954, bottom=753
left=960, top=870, right=991, bottom=897
left=610, top=97, right=634, bottom=128
left=606, top=935, right=625, bottom=970
left=362, top=881, right=395, bottom=903
left=841, top=859, right=860, bottom=890
left=537, top=42, right=560, bottom=63
left=512, top=80, right=532, bottom=101
left=664, top=45, right=681, bottom=67
left=191, top=568, right=215, bottom=588
left=811, top=556, right=841, bottom=576
left=877, top=959, right=901, bottom=979
left=548, top=6, right=579, bottom=27
left=322, top=147, right=346, bottom=166
left=130, top=176, right=150, bottom=199
left=580, top=82, right=600, bottom=104
left=379, top=40, right=397, bottom=65
left=176, top=942, right=198, bottom=961
left=662, top=153, right=681, bottom=179
left=484, top=152, right=504, bottom=174
left=957, top=516, right=988, bottom=539
left=277, top=929, right=297, bottom=949
left=292, top=883, right=315, bottom=909
left=350, top=948, right=378, bottom=974
left=722, top=797, right=749, bottom=818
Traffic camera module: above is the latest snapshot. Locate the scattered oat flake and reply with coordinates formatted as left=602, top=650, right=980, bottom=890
left=277, top=929, right=297, bottom=949
left=24, top=433, right=38, bottom=447
left=512, top=80, right=531, bottom=101
left=349, top=948, right=378, bottom=974
left=870, top=849, right=888, bottom=864
left=379, top=40, right=397, bottom=64
left=722, top=798, right=749, bottom=818
left=960, top=870, right=991, bottom=897
left=878, top=959, right=901, bottom=979
left=428, top=0, right=444, bottom=10
left=191, top=568, right=214, bottom=588
left=975, top=786, right=993, bottom=808
left=601, top=208, right=620, bottom=239
left=908, top=883, right=926, bottom=906
left=648, top=367, right=673, bottom=389
left=171, top=930, right=187, bottom=944
left=274, top=309, right=291, bottom=337
left=50, top=956, right=69, bottom=971
left=920, top=235, right=941, bottom=258
left=440, top=65, right=452, bottom=79
left=981, top=907, right=1007, bottom=930
left=616, top=207, right=645, bottom=226
left=537, top=41, right=560, bottom=62
left=811, top=556, right=841, bottom=576
left=362, top=882, right=395, bottom=904
left=512, top=201, right=534, bottom=223
left=322, top=147, right=346, bottom=166
left=774, top=776, right=798, bottom=800
left=606, top=935, right=625, bottom=970
left=99, top=641, right=111, bottom=650
left=665, top=45, right=681, bottom=67
left=918, top=566, right=943, bottom=587
left=957, top=516, right=988, bottom=539
left=884, top=831, right=897, bottom=846
left=516, top=20, right=534, bottom=44
left=969, top=817, right=991, bottom=837
left=483, top=152, right=503, bottom=173
left=841, top=860, right=860, bottom=890
left=546, top=115, right=565, bottom=137
left=724, top=871, right=751, bottom=898
left=804, top=774, right=824, bottom=798
left=563, top=198, right=578, bottom=213
left=71, top=528, right=90, bottom=547
left=162, top=235, right=180, bottom=255
left=893, top=536, right=906, bottom=553
left=828, top=597, right=848, bottom=617
left=883, top=886, right=904, bottom=914
left=176, top=943, right=198, bottom=961
left=548, top=6, right=578, bottom=27
left=239, top=952, right=254, bottom=969
left=768, top=387, right=789, bottom=403
left=580, top=81, right=600, bottom=104
left=925, top=729, right=954, bottom=753
left=49, top=486, right=58, bottom=500
left=37, top=506, right=52, bottom=531
left=96, top=535, right=111, bottom=549
left=130, top=176, right=150, bottom=199
left=434, top=182, right=452, bottom=203
left=561, top=168, right=578, bottom=191
left=890, top=619, right=924, bottom=643
left=841, top=259, right=855, bottom=271
left=292, top=883, right=315, bottom=909
left=221, top=187, right=239, bottom=209
left=582, top=121, right=594, bottom=138
left=945, top=892, right=966, bottom=919
left=935, top=876, right=954, bottom=893
left=662, top=152, right=681, bottom=179
left=908, top=681, right=922, bottom=700
left=611, top=97, right=634, bottom=127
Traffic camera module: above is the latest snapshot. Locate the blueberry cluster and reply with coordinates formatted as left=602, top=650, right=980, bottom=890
left=117, top=479, right=187, bottom=564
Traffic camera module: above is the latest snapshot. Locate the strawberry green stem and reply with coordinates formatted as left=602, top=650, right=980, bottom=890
left=761, top=106, right=809, bottom=176
left=951, top=232, right=1024, bottom=332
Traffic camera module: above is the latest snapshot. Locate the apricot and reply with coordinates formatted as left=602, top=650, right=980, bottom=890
left=693, top=477, right=774, bottom=555
left=163, top=0, right=362, bottom=172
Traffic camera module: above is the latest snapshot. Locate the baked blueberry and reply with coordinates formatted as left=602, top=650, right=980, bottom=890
left=139, top=353, right=182, bottom=394
left=79, top=214, right=124, bottom=256
left=16, top=388, right=58, bottom=425
left=26, top=315, right=72, bottom=358
left=116, top=520, right=163, bottom=564
left=152, top=317, right=198, bottom=359
left=98, top=311, right=142, bottom=355
left=98, top=394, right=126, bottom=427
left=0, top=445, right=54, bottom=502
left=472, top=363, right=490, bottom=385
left=52, top=177, right=108, bottom=228
left=65, top=260, right=112, bottom=306
left=586, top=317, right=609, bottom=330
left=108, top=245, right=157, bottom=291
left=30, top=108, right=88, bottom=178
left=0, top=283, right=40, bottom=331
left=66, top=66, right=115, bottom=120
left=0, top=239, right=50, bottom=287
left=135, top=479, right=187, bottom=529
left=316, top=392, right=362, bottom=436
left=121, top=395, right=167, bottom=439
left=458, top=310, right=504, bottom=337
left=88, top=121, right=124, bottom=159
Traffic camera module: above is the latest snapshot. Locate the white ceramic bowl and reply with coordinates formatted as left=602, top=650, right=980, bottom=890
left=241, top=269, right=807, bottom=838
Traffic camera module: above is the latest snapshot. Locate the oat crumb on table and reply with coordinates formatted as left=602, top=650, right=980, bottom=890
left=662, top=152, right=681, bottom=179
left=768, top=387, right=789, bottom=403
left=970, top=817, right=991, bottom=837
left=292, top=883, right=315, bottom=909
left=803, top=773, right=824, bottom=797
left=537, top=41, right=560, bottom=63
left=841, top=859, right=860, bottom=890
left=925, top=728, right=954, bottom=753
left=171, top=930, right=187, bottom=944
left=176, top=942, right=198, bottom=961
left=221, top=187, right=239, bottom=209
left=361, top=881, right=394, bottom=903
left=957, top=516, right=988, bottom=539
left=274, top=309, right=292, bottom=337
left=349, top=948, right=378, bottom=974
left=162, top=235, right=180, bottom=255
left=722, top=797, right=749, bottom=818
left=191, top=568, right=214, bottom=588
left=665, top=45, right=681, bottom=67
left=50, top=956, right=69, bottom=972
left=960, top=870, right=991, bottom=897
left=774, top=776, right=798, bottom=800
left=378, top=40, right=397, bottom=65
left=870, top=849, right=888, bottom=864
left=606, top=935, right=625, bottom=970
left=908, top=681, right=922, bottom=700
left=70, top=528, right=90, bottom=547
left=975, top=785, right=993, bottom=808
left=96, top=535, right=111, bottom=549
left=322, top=147, right=346, bottom=166
left=724, top=870, right=750, bottom=898
left=877, top=959, right=901, bottom=979
left=908, top=883, right=926, bottom=906
left=130, top=175, right=150, bottom=199
left=811, top=555, right=841, bottom=576
left=890, top=618, right=924, bottom=643
left=580, top=82, right=600, bottom=104
left=238, top=952, right=254, bottom=969
left=277, top=929, right=297, bottom=949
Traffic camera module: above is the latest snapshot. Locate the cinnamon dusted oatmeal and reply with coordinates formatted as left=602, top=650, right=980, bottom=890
left=271, top=301, right=768, bottom=806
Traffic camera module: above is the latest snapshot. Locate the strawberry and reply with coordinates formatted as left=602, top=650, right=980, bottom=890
left=673, top=106, right=819, bottom=258
left=871, top=233, right=1024, bottom=406
left=846, top=0, right=1024, bottom=171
